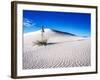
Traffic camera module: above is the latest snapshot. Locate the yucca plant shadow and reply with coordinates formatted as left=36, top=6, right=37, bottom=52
left=33, top=39, right=64, bottom=46
left=33, top=39, right=59, bottom=46
left=33, top=39, right=85, bottom=46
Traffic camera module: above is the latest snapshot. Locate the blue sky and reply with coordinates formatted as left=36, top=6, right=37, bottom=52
left=23, top=10, right=91, bottom=37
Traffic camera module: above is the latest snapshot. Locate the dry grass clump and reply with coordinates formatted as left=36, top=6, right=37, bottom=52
left=34, top=39, right=48, bottom=46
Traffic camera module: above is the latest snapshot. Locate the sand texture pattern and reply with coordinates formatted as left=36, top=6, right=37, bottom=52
left=23, top=29, right=91, bottom=69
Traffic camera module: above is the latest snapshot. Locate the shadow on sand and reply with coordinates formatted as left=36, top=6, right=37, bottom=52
left=33, top=39, right=85, bottom=46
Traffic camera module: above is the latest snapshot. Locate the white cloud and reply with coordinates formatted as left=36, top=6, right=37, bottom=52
left=23, top=18, right=36, bottom=28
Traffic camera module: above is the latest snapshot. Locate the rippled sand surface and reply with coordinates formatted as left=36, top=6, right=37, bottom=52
left=23, top=29, right=91, bottom=69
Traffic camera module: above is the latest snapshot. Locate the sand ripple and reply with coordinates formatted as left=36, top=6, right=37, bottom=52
left=23, top=39, right=91, bottom=69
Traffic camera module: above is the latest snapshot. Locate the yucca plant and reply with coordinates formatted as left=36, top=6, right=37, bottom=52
left=34, top=25, right=48, bottom=46
left=34, top=39, right=47, bottom=46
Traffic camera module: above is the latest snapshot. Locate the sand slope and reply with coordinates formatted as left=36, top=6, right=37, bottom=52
left=23, top=29, right=91, bottom=69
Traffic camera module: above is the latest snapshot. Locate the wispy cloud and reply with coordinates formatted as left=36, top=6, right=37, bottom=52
left=23, top=18, right=36, bottom=28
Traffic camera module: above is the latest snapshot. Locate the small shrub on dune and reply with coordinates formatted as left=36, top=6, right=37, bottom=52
left=34, top=39, right=48, bottom=46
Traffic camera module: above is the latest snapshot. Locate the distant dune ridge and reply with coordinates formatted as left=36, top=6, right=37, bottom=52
left=23, top=28, right=91, bottom=69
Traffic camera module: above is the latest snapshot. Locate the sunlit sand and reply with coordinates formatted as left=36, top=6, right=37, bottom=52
left=23, top=29, right=91, bottom=69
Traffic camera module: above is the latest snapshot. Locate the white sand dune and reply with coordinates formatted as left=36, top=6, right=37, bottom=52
left=23, top=28, right=91, bottom=69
